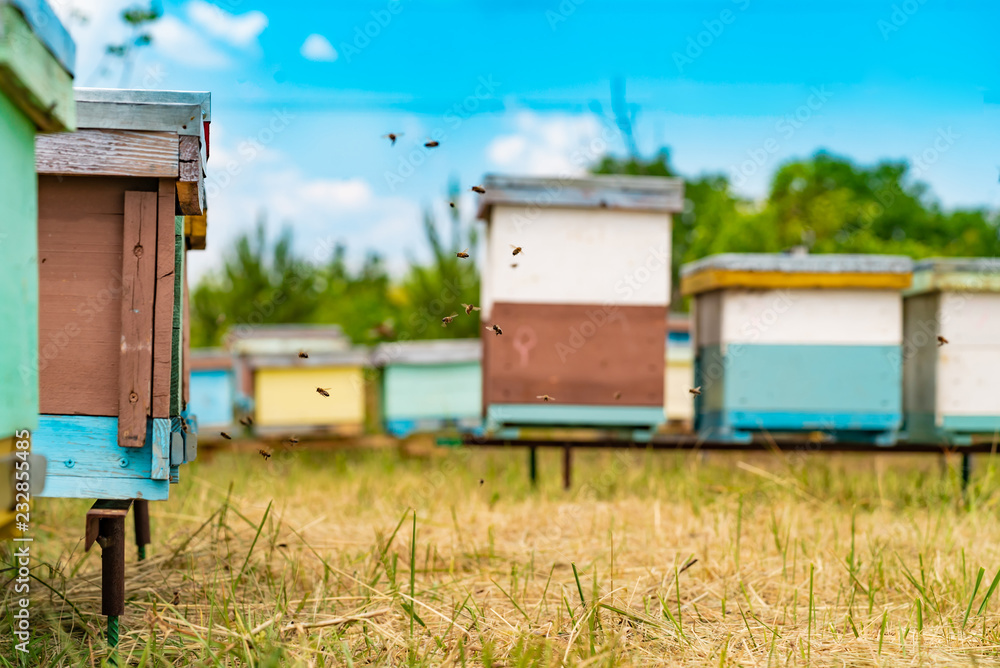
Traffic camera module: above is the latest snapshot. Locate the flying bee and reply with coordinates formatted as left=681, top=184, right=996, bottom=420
left=382, top=132, right=403, bottom=145
left=424, top=140, right=439, bottom=148
left=613, top=391, right=622, bottom=400
left=509, top=244, right=523, bottom=256
left=471, top=185, right=486, bottom=194
left=937, top=336, right=949, bottom=347
left=258, top=449, right=271, bottom=460
left=449, top=202, right=455, bottom=208
left=536, top=394, right=555, bottom=402
left=239, top=415, right=253, bottom=427
left=286, top=436, right=299, bottom=446
left=689, top=386, right=702, bottom=396
left=316, top=387, right=331, bottom=397
left=479, top=479, right=484, bottom=486
left=220, top=431, right=232, bottom=440
left=511, top=263, right=518, bottom=268
left=462, top=303, right=480, bottom=315
left=487, top=324, right=503, bottom=336
left=457, top=248, right=470, bottom=258
left=441, top=314, right=459, bottom=327
left=298, top=350, right=309, bottom=358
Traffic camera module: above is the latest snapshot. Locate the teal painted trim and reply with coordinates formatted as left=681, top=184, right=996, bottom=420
left=35, top=416, right=154, bottom=482
left=0, top=91, right=38, bottom=438
left=703, top=410, right=901, bottom=432
left=40, top=476, right=169, bottom=501
left=189, top=369, right=235, bottom=427
left=169, top=465, right=179, bottom=484
left=941, top=415, right=1000, bottom=434
left=385, top=417, right=482, bottom=438
left=151, top=418, right=169, bottom=480
left=487, top=404, right=665, bottom=427
left=695, top=344, right=902, bottom=414
left=383, top=362, right=482, bottom=422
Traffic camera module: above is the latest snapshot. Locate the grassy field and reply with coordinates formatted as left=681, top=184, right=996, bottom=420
left=5, top=443, right=1000, bottom=666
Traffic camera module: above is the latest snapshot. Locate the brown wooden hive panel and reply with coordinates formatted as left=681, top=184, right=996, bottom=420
left=37, top=176, right=159, bottom=416
left=483, top=303, right=667, bottom=406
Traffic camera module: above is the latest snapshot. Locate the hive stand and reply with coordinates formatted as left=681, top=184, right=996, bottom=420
left=84, top=499, right=133, bottom=654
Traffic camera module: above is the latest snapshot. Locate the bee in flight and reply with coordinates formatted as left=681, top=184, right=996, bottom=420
left=510, top=245, right=523, bottom=256
left=424, top=140, right=439, bottom=148
left=258, top=449, right=271, bottom=460
left=449, top=202, right=455, bottom=208
left=937, top=336, right=949, bottom=347
left=316, top=387, right=331, bottom=397
left=457, top=248, right=470, bottom=258
left=487, top=324, right=503, bottom=336
left=462, top=303, right=480, bottom=315
left=471, top=185, right=486, bottom=194
left=613, top=391, right=622, bottom=400
left=220, top=432, right=232, bottom=440
left=298, top=351, right=309, bottom=358
left=536, top=394, right=555, bottom=402
left=239, top=416, right=253, bottom=427
left=382, top=132, right=403, bottom=145
left=286, top=436, right=299, bottom=446
left=511, top=263, right=518, bottom=268
left=441, top=314, right=459, bottom=327
left=689, top=386, right=702, bottom=396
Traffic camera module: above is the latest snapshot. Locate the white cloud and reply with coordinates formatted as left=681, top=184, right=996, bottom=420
left=186, top=0, right=268, bottom=48
left=300, top=34, right=338, bottom=62
left=151, top=15, right=233, bottom=69
left=485, top=111, right=606, bottom=176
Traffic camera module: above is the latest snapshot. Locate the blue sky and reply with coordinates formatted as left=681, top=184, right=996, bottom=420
left=53, top=0, right=1000, bottom=282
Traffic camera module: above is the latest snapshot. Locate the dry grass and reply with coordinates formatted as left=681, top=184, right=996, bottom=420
left=5, top=445, right=1000, bottom=666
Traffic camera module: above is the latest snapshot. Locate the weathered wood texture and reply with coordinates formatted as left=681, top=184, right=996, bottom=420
left=84, top=498, right=132, bottom=551
left=38, top=176, right=158, bottom=416
left=150, top=418, right=169, bottom=479
left=171, top=216, right=184, bottom=415
left=483, top=302, right=667, bottom=406
left=35, top=129, right=179, bottom=178
left=117, top=191, right=158, bottom=447
left=183, top=262, right=191, bottom=408
left=176, top=135, right=204, bottom=215
left=152, top=180, right=176, bottom=417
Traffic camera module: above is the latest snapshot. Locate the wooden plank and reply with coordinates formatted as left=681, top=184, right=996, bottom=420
left=76, top=101, right=204, bottom=135
left=117, top=191, right=158, bottom=448
left=150, top=418, right=169, bottom=480
left=176, top=178, right=204, bottom=216
left=34, top=415, right=157, bottom=480
left=183, top=262, right=190, bottom=409
left=37, top=177, right=159, bottom=417
left=680, top=270, right=912, bottom=296
left=170, top=217, right=184, bottom=415
left=40, top=476, right=169, bottom=501
left=36, top=129, right=179, bottom=177
left=152, top=180, right=176, bottom=417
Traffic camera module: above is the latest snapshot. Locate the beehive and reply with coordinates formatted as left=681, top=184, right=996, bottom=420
left=681, top=253, right=913, bottom=443
left=0, top=0, right=75, bottom=534
left=31, top=88, right=211, bottom=499
left=188, top=349, right=236, bottom=431
left=477, top=174, right=684, bottom=430
left=903, top=258, right=1000, bottom=444
left=665, top=316, right=694, bottom=426
left=375, top=339, right=482, bottom=437
left=231, top=326, right=368, bottom=437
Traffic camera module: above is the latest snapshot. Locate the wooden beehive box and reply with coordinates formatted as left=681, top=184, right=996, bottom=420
left=0, top=0, right=75, bottom=535
left=230, top=325, right=369, bottom=438
left=188, top=349, right=236, bottom=432
left=375, top=339, right=482, bottom=437
left=665, top=316, right=694, bottom=426
left=476, top=174, right=684, bottom=431
left=903, top=258, right=1000, bottom=444
left=31, top=88, right=211, bottom=500
left=681, top=253, right=913, bottom=444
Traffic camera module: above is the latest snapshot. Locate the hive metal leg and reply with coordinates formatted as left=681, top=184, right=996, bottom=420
left=562, top=445, right=572, bottom=490
left=85, top=499, right=132, bottom=665
left=133, top=499, right=150, bottom=561
left=528, top=446, right=538, bottom=487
